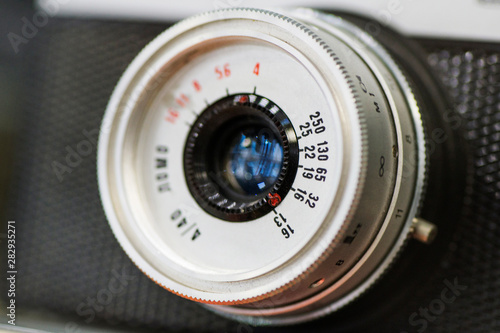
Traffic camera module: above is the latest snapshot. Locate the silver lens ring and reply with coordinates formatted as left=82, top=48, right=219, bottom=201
left=97, top=8, right=426, bottom=325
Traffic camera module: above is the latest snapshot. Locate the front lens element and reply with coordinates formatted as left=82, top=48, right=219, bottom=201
left=222, top=126, right=284, bottom=197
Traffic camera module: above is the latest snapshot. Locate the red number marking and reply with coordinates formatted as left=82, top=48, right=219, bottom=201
left=165, top=108, right=179, bottom=124
left=215, top=66, right=223, bottom=79
left=193, top=80, right=201, bottom=92
left=175, top=93, right=189, bottom=108
left=253, top=62, right=260, bottom=76
left=215, top=63, right=231, bottom=79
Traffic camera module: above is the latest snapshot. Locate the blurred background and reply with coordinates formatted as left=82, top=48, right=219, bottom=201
left=0, top=0, right=33, bottom=225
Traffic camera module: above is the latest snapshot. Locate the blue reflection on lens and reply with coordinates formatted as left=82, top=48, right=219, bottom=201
left=228, top=130, right=284, bottom=196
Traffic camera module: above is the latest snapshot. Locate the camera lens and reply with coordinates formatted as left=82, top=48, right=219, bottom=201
left=184, top=94, right=298, bottom=222
left=99, top=7, right=439, bottom=326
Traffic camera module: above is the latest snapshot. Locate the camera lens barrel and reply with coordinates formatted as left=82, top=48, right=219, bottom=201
left=183, top=93, right=299, bottom=222
left=98, top=8, right=431, bottom=325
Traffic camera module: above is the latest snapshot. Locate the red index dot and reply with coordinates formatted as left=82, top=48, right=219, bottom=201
left=267, top=193, right=282, bottom=207
left=238, top=95, right=248, bottom=104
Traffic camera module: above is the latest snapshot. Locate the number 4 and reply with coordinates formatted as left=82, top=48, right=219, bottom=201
left=253, top=62, right=260, bottom=76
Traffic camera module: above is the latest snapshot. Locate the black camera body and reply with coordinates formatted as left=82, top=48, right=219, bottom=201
left=3, top=3, right=500, bottom=333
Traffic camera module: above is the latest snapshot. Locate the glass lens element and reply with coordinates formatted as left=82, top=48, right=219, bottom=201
left=224, top=127, right=284, bottom=196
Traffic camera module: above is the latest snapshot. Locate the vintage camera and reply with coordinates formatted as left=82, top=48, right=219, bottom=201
left=2, top=1, right=500, bottom=332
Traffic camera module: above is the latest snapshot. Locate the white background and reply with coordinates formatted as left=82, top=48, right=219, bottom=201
left=37, top=0, right=500, bottom=42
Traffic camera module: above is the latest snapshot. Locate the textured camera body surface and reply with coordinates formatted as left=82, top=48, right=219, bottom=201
left=3, top=8, right=500, bottom=333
